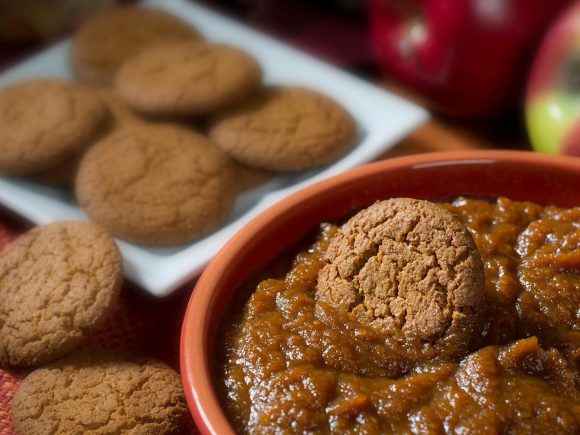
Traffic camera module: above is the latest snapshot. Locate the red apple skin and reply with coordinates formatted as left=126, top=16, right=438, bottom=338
left=526, top=2, right=578, bottom=98
left=563, top=122, right=580, bottom=156
left=370, top=0, right=572, bottom=118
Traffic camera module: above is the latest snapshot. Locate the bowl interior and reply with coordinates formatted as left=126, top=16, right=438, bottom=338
left=181, top=152, right=580, bottom=434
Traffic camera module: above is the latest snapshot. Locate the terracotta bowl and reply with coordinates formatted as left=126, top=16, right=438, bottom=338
left=180, top=150, right=580, bottom=434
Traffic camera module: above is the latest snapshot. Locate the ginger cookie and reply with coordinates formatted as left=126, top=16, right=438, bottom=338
left=11, top=350, right=189, bottom=435
left=34, top=88, right=132, bottom=188
left=75, top=124, right=237, bottom=246
left=0, top=79, right=108, bottom=175
left=33, top=89, right=139, bottom=188
left=71, top=7, right=201, bottom=86
left=316, top=198, right=485, bottom=358
left=0, top=222, right=122, bottom=367
left=209, top=86, right=357, bottom=171
left=115, top=41, right=262, bottom=118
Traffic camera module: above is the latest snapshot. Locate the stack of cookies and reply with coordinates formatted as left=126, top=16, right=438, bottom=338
left=0, top=222, right=190, bottom=434
left=0, top=5, right=358, bottom=247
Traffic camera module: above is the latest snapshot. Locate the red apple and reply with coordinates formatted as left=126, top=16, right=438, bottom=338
left=526, top=1, right=580, bottom=156
left=370, top=0, right=571, bottom=119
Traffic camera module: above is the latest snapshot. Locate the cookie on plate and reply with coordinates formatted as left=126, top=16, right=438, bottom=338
left=75, top=123, right=238, bottom=246
left=0, top=222, right=123, bottom=367
left=11, top=350, right=189, bottom=435
left=115, top=41, right=262, bottom=118
left=0, top=79, right=108, bottom=175
left=33, top=88, right=142, bottom=188
left=71, top=7, right=201, bottom=86
left=316, top=198, right=485, bottom=358
left=209, top=86, right=357, bottom=171
left=33, top=88, right=141, bottom=188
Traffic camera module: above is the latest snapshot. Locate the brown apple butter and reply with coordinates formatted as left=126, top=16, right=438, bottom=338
left=218, top=197, right=580, bottom=433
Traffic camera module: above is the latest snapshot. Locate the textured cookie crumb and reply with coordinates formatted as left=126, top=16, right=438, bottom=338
left=316, top=198, right=485, bottom=356
left=0, top=221, right=123, bottom=367
left=11, top=350, right=189, bottom=435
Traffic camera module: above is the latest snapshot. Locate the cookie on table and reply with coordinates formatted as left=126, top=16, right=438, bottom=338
left=115, top=41, right=262, bottom=118
left=71, top=7, right=201, bottom=86
left=0, top=222, right=123, bottom=367
left=0, top=79, right=108, bottom=176
left=11, top=350, right=189, bottom=435
left=209, top=86, right=357, bottom=171
left=75, top=123, right=238, bottom=246
left=316, top=198, right=486, bottom=359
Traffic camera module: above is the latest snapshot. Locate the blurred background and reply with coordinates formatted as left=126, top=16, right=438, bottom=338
left=0, top=0, right=578, bottom=157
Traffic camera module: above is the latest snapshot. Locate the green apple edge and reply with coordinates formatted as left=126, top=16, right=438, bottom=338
left=526, top=93, right=580, bottom=154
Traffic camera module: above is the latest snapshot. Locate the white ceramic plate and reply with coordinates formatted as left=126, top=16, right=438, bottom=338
left=0, top=0, right=428, bottom=296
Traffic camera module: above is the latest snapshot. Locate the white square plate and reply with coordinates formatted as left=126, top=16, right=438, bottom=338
left=0, top=0, right=428, bottom=296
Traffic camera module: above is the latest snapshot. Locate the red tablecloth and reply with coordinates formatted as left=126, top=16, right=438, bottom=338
left=0, top=209, right=198, bottom=434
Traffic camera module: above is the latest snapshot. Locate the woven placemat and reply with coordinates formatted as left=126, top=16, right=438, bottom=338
left=0, top=210, right=199, bottom=434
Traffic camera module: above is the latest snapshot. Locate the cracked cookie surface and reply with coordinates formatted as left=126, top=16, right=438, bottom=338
left=209, top=86, right=357, bottom=171
left=0, top=79, right=108, bottom=175
left=115, top=41, right=262, bottom=118
left=11, top=350, right=188, bottom=435
left=71, top=7, right=200, bottom=86
left=0, top=222, right=122, bottom=367
left=75, top=123, right=237, bottom=245
left=316, top=198, right=485, bottom=357
left=33, top=88, right=139, bottom=188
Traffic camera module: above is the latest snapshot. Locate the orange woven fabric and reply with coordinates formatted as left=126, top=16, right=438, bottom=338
left=0, top=210, right=198, bottom=434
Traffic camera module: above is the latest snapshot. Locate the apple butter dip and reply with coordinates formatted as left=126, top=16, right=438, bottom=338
left=218, top=197, right=580, bottom=434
